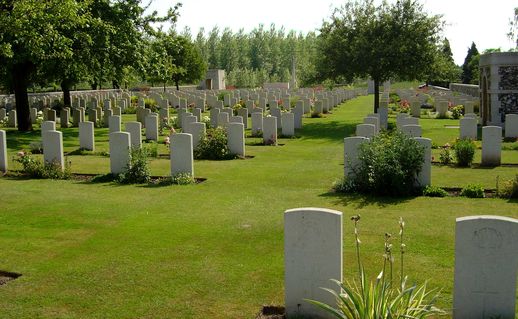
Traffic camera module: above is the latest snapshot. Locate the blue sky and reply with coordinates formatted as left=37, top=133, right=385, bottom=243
left=147, top=0, right=517, bottom=65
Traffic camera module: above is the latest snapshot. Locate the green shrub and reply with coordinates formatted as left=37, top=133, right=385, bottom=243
left=439, top=144, right=453, bottom=165
left=499, top=175, right=518, bottom=199
left=350, top=131, right=424, bottom=196
left=332, top=177, right=356, bottom=193
left=422, top=185, right=448, bottom=197
left=117, top=147, right=151, bottom=184
left=14, top=152, right=71, bottom=179
left=156, top=173, right=196, bottom=186
left=460, top=184, right=485, bottom=198
left=454, top=139, right=475, bottom=167
left=124, top=106, right=137, bottom=114
left=143, top=141, right=159, bottom=158
left=451, top=105, right=463, bottom=119
left=306, top=216, right=443, bottom=319
left=194, top=127, right=236, bottom=160
left=29, top=141, right=43, bottom=154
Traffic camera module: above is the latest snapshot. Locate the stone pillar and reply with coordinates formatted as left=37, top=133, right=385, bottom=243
left=356, top=124, right=376, bottom=138
left=460, top=118, right=478, bottom=140
left=227, top=122, right=245, bottom=157
left=251, top=113, right=263, bottom=136
left=281, top=112, right=295, bottom=137
left=109, top=115, right=121, bottom=133
left=263, top=116, right=277, bottom=145
left=60, top=108, right=70, bottom=128
left=109, top=132, right=131, bottom=174
left=0, top=130, right=7, bottom=172
left=145, top=113, right=159, bottom=141
left=344, top=136, right=368, bottom=179
left=284, top=207, right=343, bottom=319
left=453, top=216, right=518, bottom=319
left=504, top=114, right=518, bottom=138
left=79, top=121, right=95, bottom=151
left=413, top=137, right=431, bottom=187
left=125, top=122, right=142, bottom=149
left=42, top=130, right=64, bottom=170
left=184, top=122, right=206, bottom=149
left=401, top=124, right=422, bottom=137
left=170, top=133, right=194, bottom=176
left=481, top=126, right=502, bottom=166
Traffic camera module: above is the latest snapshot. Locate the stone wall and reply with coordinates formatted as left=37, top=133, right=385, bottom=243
left=449, top=83, right=479, bottom=97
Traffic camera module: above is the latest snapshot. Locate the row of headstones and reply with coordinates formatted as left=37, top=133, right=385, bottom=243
left=284, top=209, right=518, bottom=319
left=356, top=113, right=422, bottom=138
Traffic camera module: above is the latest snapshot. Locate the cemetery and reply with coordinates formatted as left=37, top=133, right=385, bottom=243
left=0, top=0, right=518, bottom=318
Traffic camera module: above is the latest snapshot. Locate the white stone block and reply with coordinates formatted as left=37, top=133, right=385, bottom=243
left=401, top=124, right=422, bottom=137
left=411, top=100, right=421, bottom=117
left=109, top=131, right=131, bottom=174
left=378, top=105, right=388, bottom=130
left=464, top=101, right=474, bottom=114
left=237, top=109, right=248, bottom=129
left=460, top=118, right=478, bottom=140
left=396, top=113, right=410, bottom=129
left=109, top=115, right=121, bottom=133
left=344, top=136, right=368, bottom=179
left=284, top=207, right=343, bottom=319
left=227, top=122, right=245, bottom=157
left=79, top=121, right=95, bottom=151
left=210, top=108, right=220, bottom=128
left=314, top=101, right=323, bottom=114
left=453, top=216, right=518, bottom=319
left=251, top=113, right=263, bottom=136
left=193, top=108, right=202, bottom=123
left=504, top=114, right=518, bottom=138
left=363, top=116, right=379, bottom=133
left=60, top=108, right=70, bottom=128
left=481, top=126, right=502, bottom=166
left=8, top=110, right=16, bottom=128
left=263, top=116, right=277, bottom=145
left=184, top=122, right=205, bottom=149
left=125, top=122, right=142, bottom=149
left=145, top=113, right=159, bottom=141
left=217, top=112, right=229, bottom=127
left=42, top=130, right=64, bottom=170
left=281, top=113, right=295, bottom=137
left=356, top=124, right=376, bottom=138
left=170, top=133, right=194, bottom=176
left=413, top=137, right=431, bottom=187
left=47, top=109, right=56, bottom=122
left=436, top=100, right=448, bottom=118
left=41, top=121, right=56, bottom=133
left=293, top=105, right=303, bottom=129
left=30, top=108, right=37, bottom=124
left=0, top=130, right=7, bottom=172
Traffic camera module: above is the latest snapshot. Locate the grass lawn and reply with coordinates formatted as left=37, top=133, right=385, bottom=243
left=0, top=95, right=517, bottom=318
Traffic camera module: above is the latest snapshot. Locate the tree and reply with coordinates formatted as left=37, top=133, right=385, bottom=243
left=317, top=0, right=443, bottom=112
left=508, top=7, right=518, bottom=49
left=461, top=42, right=479, bottom=84
left=426, top=38, right=461, bottom=87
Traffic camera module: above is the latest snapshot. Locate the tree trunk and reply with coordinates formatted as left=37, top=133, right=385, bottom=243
left=374, top=78, right=380, bottom=114
left=163, top=82, right=166, bottom=93
left=12, top=62, right=32, bottom=131
left=175, top=80, right=179, bottom=91
left=61, top=80, right=72, bottom=107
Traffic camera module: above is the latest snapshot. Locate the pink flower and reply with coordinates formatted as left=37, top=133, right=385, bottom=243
left=164, top=137, right=170, bottom=145
left=170, top=127, right=176, bottom=134
left=17, top=151, right=25, bottom=157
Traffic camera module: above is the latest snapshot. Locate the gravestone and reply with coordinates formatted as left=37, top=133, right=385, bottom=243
left=314, top=101, right=323, bottom=115
left=184, top=122, right=205, bottom=149
left=193, top=108, right=202, bottom=123
left=401, top=124, right=422, bottom=137
left=42, top=130, right=64, bottom=170
left=0, top=130, right=7, bottom=172
left=378, top=105, right=388, bottom=130
left=227, top=122, right=245, bottom=157
left=79, top=121, right=95, bottom=151
left=293, top=104, right=303, bottom=129
left=125, top=122, right=142, bottom=149
left=103, top=109, right=113, bottom=128
left=281, top=113, right=295, bottom=137
left=159, top=107, right=169, bottom=123
left=88, top=109, right=98, bottom=125
left=170, top=133, right=194, bottom=176
left=109, top=132, right=131, bottom=174
left=413, top=137, right=431, bottom=187
left=60, top=108, right=70, bottom=128
left=284, top=207, right=343, bottom=319
left=363, top=116, right=379, bottom=133
left=481, top=126, right=502, bottom=166
left=145, top=113, right=159, bottom=141
left=396, top=113, right=410, bottom=129
left=270, top=108, right=282, bottom=129
left=453, top=216, right=518, bottom=319
left=8, top=110, right=16, bottom=128
left=504, top=114, right=518, bottom=138
left=210, top=108, right=220, bottom=128
left=344, top=136, right=368, bottom=179
left=230, top=115, right=243, bottom=124
left=217, top=112, right=229, bottom=127
left=251, top=113, right=263, bottom=136
left=41, top=121, right=56, bottom=133
left=263, top=116, right=277, bottom=145
left=112, top=106, right=121, bottom=116
left=464, top=101, right=474, bottom=114
left=109, top=115, right=121, bottom=133
left=460, top=118, right=478, bottom=140
left=30, top=108, right=38, bottom=124
left=47, top=109, right=56, bottom=122
left=411, top=100, right=421, bottom=118
left=237, top=109, right=248, bottom=128
left=183, top=115, right=198, bottom=130
left=0, top=108, right=6, bottom=121
left=436, top=100, right=449, bottom=118
left=356, top=124, right=376, bottom=138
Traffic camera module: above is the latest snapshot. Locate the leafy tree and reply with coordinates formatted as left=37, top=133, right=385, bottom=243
left=317, top=0, right=443, bottom=112
left=427, top=38, right=461, bottom=87
left=461, top=42, right=479, bottom=84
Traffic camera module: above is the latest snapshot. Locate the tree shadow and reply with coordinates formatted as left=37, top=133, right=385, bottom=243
left=319, top=190, right=414, bottom=209
left=298, top=120, right=358, bottom=142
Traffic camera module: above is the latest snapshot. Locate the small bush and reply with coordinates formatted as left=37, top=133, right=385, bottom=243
left=156, top=173, right=196, bottom=186
left=499, top=175, right=518, bottom=199
left=124, top=106, right=137, bottom=114
left=422, top=185, right=448, bottom=197
left=14, top=152, right=71, bottom=179
left=460, top=184, right=485, bottom=198
left=439, top=144, right=453, bottom=165
left=29, top=141, right=43, bottom=154
left=194, top=127, right=235, bottom=160
left=143, top=141, right=159, bottom=158
left=117, top=148, right=151, bottom=184
left=451, top=105, right=463, bottom=119
left=454, top=139, right=475, bottom=167
left=332, top=177, right=356, bottom=193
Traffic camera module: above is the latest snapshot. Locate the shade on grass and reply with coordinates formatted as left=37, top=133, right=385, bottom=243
left=0, top=94, right=517, bottom=318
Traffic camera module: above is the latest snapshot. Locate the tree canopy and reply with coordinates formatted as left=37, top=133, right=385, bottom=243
left=317, top=0, right=443, bottom=112
left=461, top=42, right=479, bottom=85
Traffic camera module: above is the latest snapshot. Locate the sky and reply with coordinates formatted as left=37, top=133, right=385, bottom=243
left=146, top=0, right=517, bottom=65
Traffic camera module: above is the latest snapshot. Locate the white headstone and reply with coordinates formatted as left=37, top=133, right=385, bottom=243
left=281, top=113, right=295, bottom=137
left=210, top=108, right=220, bottom=128
left=293, top=103, right=303, bottom=129
left=284, top=207, right=343, bottom=319
left=237, top=108, right=248, bottom=129
left=227, top=122, right=245, bottom=157
left=42, top=130, right=64, bottom=170
left=363, top=116, right=379, bottom=133
left=314, top=101, right=323, bottom=114
left=8, top=110, right=16, bottom=128
left=464, top=101, right=474, bottom=114
left=413, top=137, right=431, bottom=187
left=0, top=130, right=7, bottom=172
left=30, top=108, right=37, bottom=124
left=109, top=132, right=131, bottom=174
left=170, top=133, right=194, bottom=176
left=401, top=124, right=422, bottom=137
left=125, top=122, right=142, bottom=149
left=460, top=118, right=478, bottom=140
left=60, top=108, right=70, bottom=128
left=193, top=108, right=202, bottom=123
left=41, top=121, right=56, bottom=133
left=109, top=115, right=121, bottom=133
left=436, top=100, right=448, bottom=118
left=356, top=124, right=376, bottom=138
left=251, top=113, right=263, bottom=136
left=263, top=116, right=277, bottom=145
left=411, top=100, right=421, bottom=118
left=184, top=122, right=205, bottom=149
left=481, top=126, right=502, bottom=166
left=504, top=114, right=518, bottom=138
left=378, top=105, right=388, bottom=130
left=79, top=121, right=95, bottom=151
left=453, top=216, right=518, bottom=319
left=344, top=136, right=368, bottom=179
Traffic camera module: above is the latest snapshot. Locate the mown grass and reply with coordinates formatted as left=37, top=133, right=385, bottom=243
left=0, top=94, right=517, bottom=318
